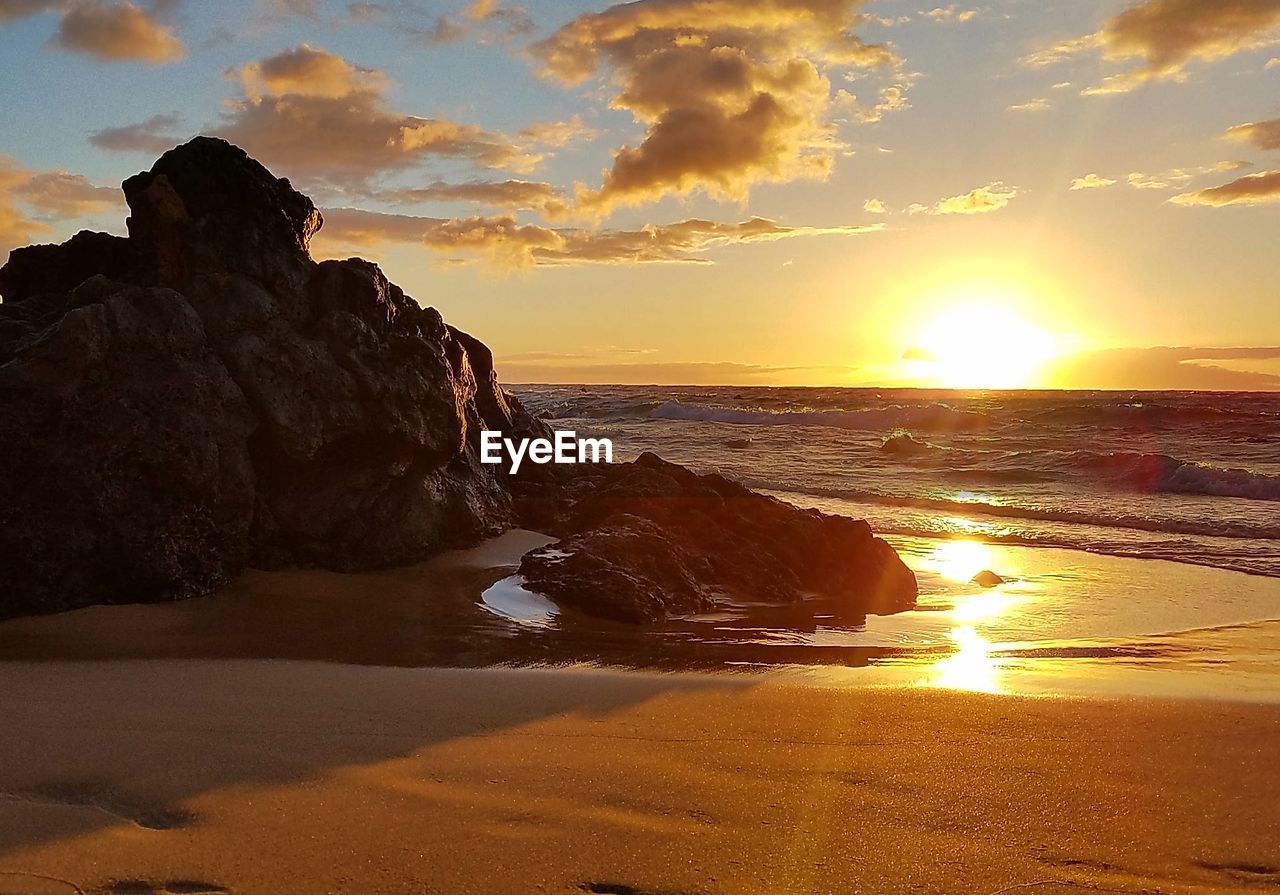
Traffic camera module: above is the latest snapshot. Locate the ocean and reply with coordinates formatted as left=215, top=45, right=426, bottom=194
left=506, top=386, right=1280, bottom=697
left=516, top=387, right=1280, bottom=578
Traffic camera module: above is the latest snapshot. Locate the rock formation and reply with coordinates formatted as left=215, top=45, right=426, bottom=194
left=0, top=137, right=916, bottom=623
left=516, top=453, right=918, bottom=624
left=0, top=138, right=539, bottom=617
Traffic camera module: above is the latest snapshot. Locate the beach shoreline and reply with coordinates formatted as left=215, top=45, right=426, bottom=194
left=2, top=659, right=1279, bottom=895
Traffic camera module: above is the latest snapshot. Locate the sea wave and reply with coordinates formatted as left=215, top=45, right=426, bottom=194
left=741, top=479, right=1280, bottom=540
left=1065, top=450, right=1280, bottom=501
left=648, top=400, right=992, bottom=432
left=875, top=439, right=1280, bottom=503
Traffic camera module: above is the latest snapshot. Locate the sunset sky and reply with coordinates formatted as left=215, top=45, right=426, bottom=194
left=2, top=0, right=1279, bottom=388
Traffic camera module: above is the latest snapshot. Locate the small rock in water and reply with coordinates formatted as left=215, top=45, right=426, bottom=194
left=725, top=437, right=752, bottom=449
left=971, top=570, right=1005, bottom=588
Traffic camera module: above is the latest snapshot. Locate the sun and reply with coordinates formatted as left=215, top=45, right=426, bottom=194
left=907, top=302, right=1059, bottom=389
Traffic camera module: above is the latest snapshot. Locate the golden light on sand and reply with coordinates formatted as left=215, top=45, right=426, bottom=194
left=932, top=625, right=1003, bottom=694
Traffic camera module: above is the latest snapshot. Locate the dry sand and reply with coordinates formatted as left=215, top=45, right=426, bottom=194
left=2, top=660, right=1279, bottom=895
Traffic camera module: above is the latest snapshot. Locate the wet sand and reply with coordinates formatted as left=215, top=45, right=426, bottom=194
left=1, top=659, right=1279, bottom=895
left=2, top=529, right=1279, bottom=701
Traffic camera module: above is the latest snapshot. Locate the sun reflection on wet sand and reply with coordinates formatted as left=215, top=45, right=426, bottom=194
left=920, top=539, right=998, bottom=583
left=930, top=625, right=1004, bottom=693
left=919, top=540, right=1017, bottom=693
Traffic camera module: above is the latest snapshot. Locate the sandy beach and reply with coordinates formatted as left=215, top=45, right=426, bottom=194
left=2, top=659, right=1278, bottom=895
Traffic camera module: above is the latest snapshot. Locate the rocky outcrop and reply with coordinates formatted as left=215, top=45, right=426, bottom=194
left=515, top=453, right=917, bottom=624
left=0, top=138, right=537, bottom=618
left=0, top=137, right=916, bottom=624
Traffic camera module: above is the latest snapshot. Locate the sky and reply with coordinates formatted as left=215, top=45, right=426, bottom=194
left=1, top=0, right=1279, bottom=389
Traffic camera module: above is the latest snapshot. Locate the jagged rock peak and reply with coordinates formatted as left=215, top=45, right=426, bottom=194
left=123, top=136, right=323, bottom=288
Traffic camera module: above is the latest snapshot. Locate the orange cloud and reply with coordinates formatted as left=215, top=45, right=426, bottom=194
left=234, top=43, right=387, bottom=100
left=13, top=171, right=119, bottom=216
left=530, top=0, right=900, bottom=213
left=315, top=208, right=881, bottom=267
left=1024, top=0, right=1280, bottom=95
left=53, top=1, right=184, bottom=64
left=0, top=156, right=120, bottom=250
left=1226, top=118, right=1280, bottom=151
left=216, top=45, right=537, bottom=189
left=1172, top=169, right=1280, bottom=206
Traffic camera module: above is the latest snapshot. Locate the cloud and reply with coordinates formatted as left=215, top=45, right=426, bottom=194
left=315, top=208, right=882, bottom=267
left=88, top=112, right=184, bottom=153
left=234, top=43, right=387, bottom=100
left=495, top=359, right=861, bottom=385
left=379, top=180, right=567, bottom=217
left=1171, top=169, right=1280, bottom=206
left=420, top=0, right=533, bottom=45
left=269, top=0, right=317, bottom=17
left=1023, top=0, right=1280, bottom=95
left=1225, top=118, right=1280, bottom=151
left=0, top=162, right=49, bottom=252
left=1128, top=160, right=1252, bottom=190
left=0, top=155, right=121, bottom=251
left=215, top=45, right=536, bottom=189
left=926, top=182, right=1018, bottom=215
left=924, top=6, right=980, bottom=24
left=52, top=1, right=184, bottom=64
left=346, top=2, right=386, bottom=23
left=863, top=197, right=887, bottom=213
left=530, top=0, right=901, bottom=213
left=1007, top=97, right=1051, bottom=113
left=420, top=14, right=466, bottom=43
left=13, top=171, right=119, bottom=216
left=835, top=82, right=914, bottom=123
left=0, top=0, right=62, bottom=22
left=1045, top=346, right=1280, bottom=390
left=518, top=115, right=600, bottom=149
left=1070, top=173, right=1117, bottom=190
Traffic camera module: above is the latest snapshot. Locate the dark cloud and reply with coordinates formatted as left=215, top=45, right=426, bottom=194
left=0, top=0, right=62, bottom=22
left=88, top=112, right=185, bottom=153
left=494, top=360, right=859, bottom=386
left=1045, top=347, right=1280, bottom=390
left=1226, top=118, right=1280, bottom=151
left=1172, top=169, right=1280, bottom=206
left=380, top=180, right=567, bottom=217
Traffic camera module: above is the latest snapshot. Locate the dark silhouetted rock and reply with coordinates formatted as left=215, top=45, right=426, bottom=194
left=517, top=453, right=917, bottom=624
left=972, top=570, right=1005, bottom=588
left=0, top=137, right=538, bottom=618
left=0, top=137, right=917, bottom=625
